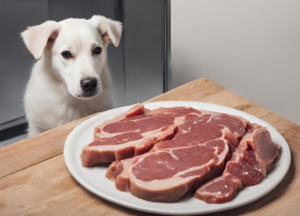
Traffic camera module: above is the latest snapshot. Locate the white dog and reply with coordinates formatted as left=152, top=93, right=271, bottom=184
left=21, top=15, right=122, bottom=136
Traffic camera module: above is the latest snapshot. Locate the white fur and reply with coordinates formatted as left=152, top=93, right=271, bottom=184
left=21, top=15, right=122, bottom=136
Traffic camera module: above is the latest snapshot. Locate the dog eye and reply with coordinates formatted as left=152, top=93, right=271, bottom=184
left=93, top=47, right=102, bottom=55
left=61, top=51, right=72, bottom=59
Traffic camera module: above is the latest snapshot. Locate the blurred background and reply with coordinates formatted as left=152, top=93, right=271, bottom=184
left=0, top=0, right=299, bottom=147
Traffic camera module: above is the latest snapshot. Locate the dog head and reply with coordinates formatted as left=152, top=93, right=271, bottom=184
left=21, top=15, right=122, bottom=99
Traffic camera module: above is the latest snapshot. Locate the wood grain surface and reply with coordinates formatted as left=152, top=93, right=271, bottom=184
left=0, top=78, right=298, bottom=216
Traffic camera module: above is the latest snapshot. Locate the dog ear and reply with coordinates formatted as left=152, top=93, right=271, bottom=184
left=90, top=15, right=122, bottom=47
left=21, top=21, right=60, bottom=60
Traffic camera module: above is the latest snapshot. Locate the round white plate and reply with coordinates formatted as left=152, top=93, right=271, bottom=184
left=64, top=101, right=291, bottom=215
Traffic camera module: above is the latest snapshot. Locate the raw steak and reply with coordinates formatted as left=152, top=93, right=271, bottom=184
left=81, top=104, right=204, bottom=167
left=151, top=111, right=249, bottom=152
left=193, top=173, right=243, bottom=204
left=195, top=123, right=280, bottom=204
left=105, top=108, right=250, bottom=202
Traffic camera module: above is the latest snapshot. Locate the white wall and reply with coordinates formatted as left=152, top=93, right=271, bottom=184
left=171, top=0, right=300, bottom=125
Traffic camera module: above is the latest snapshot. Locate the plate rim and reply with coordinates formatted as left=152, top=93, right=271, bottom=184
left=64, top=101, right=291, bottom=215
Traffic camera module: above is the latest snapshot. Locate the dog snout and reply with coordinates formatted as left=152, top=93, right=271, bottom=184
left=80, top=78, right=97, bottom=92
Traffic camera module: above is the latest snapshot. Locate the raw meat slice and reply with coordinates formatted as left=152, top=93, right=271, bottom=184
left=195, top=123, right=280, bottom=203
left=81, top=104, right=203, bottom=167
left=106, top=140, right=231, bottom=202
left=81, top=125, right=177, bottom=167
left=106, top=109, right=250, bottom=202
left=225, top=123, right=280, bottom=186
left=151, top=112, right=249, bottom=152
left=194, top=173, right=243, bottom=204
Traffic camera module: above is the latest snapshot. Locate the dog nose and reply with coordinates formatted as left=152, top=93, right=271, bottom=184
left=80, top=78, right=97, bottom=91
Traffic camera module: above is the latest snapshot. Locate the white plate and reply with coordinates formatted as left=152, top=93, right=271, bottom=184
left=64, top=101, right=291, bottom=215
